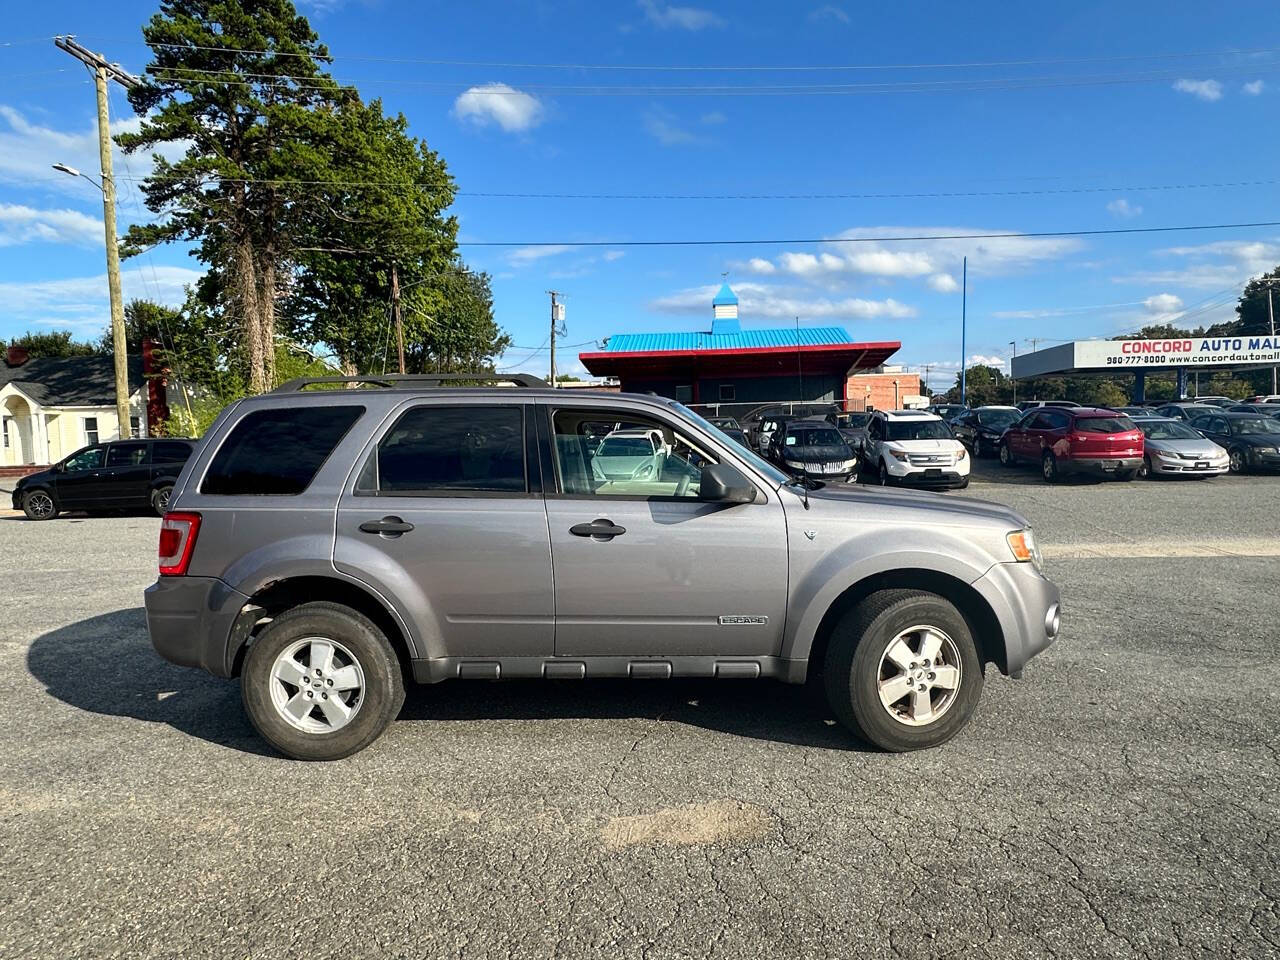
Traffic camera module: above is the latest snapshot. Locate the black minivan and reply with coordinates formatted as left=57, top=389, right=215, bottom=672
left=12, top=437, right=196, bottom=520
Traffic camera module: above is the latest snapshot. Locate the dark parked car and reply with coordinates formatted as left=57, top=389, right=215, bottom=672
left=12, top=437, right=197, bottom=520
left=833, top=410, right=871, bottom=453
left=952, top=406, right=1021, bottom=458
left=1154, top=402, right=1220, bottom=422
left=750, top=413, right=800, bottom=454
left=998, top=408, right=1143, bottom=482
left=1189, top=412, right=1280, bottom=474
left=1227, top=403, right=1280, bottom=419
left=926, top=403, right=968, bottom=423
left=707, top=415, right=740, bottom=430
left=767, top=418, right=859, bottom=481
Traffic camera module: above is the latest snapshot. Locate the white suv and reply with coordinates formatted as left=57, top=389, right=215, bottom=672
left=863, top=409, right=970, bottom=489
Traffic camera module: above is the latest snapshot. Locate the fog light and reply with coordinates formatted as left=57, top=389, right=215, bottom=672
left=1045, top=603, right=1061, bottom=640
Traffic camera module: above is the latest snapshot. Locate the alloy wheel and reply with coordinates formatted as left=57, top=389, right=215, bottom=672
left=1139, top=456, right=1151, bottom=479
left=268, top=637, right=366, bottom=734
left=1042, top=453, right=1056, bottom=482
left=1229, top=449, right=1244, bottom=473
left=876, top=624, right=962, bottom=727
left=25, top=491, right=54, bottom=519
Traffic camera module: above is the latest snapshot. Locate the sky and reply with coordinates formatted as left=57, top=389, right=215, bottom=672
left=2, top=0, right=1279, bottom=390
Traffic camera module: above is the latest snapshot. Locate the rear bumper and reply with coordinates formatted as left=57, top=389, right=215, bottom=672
left=1062, top=456, right=1142, bottom=476
left=971, top=561, right=1061, bottom=676
left=144, top=576, right=252, bottom=678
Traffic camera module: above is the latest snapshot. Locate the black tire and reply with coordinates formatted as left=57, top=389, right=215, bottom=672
left=1041, top=450, right=1058, bottom=483
left=823, top=589, right=984, bottom=752
left=1228, top=447, right=1247, bottom=474
left=998, top=443, right=1015, bottom=467
left=974, top=437, right=986, bottom=459
left=1138, top=455, right=1152, bottom=479
left=151, top=484, right=173, bottom=516
left=878, top=460, right=891, bottom=486
left=241, top=601, right=406, bottom=761
left=22, top=488, right=58, bottom=521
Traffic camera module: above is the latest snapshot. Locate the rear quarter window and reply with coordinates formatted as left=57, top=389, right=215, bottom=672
left=202, top=406, right=364, bottom=495
left=152, top=441, right=194, bottom=463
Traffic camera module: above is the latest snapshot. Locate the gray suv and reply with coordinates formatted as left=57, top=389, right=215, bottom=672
left=146, top=375, right=1061, bottom=760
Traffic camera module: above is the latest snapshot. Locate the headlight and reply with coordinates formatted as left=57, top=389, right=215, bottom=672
left=956, top=447, right=967, bottom=461
left=1007, top=528, right=1043, bottom=571
left=1256, top=446, right=1278, bottom=455
left=784, top=459, right=804, bottom=469
left=842, top=458, right=859, bottom=471
left=889, top=450, right=910, bottom=462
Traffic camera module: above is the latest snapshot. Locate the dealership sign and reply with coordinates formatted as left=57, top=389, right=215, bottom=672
left=1013, top=336, right=1280, bottom=378
left=1080, top=336, right=1280, bottom=368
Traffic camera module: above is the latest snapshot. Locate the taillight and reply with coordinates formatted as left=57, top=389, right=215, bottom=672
left=158, top=512, right=201, bottom=576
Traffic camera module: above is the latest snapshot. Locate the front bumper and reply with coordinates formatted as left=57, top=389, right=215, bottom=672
left=971, top=561, right=1062, bottom=676
left=1150, top=455, right=1229, bottom=476
left=144, top=576, right=253, bottom=678
left=1247, top=450, right=1280, bottom=471
left=10, top=488, right=22, bottom=510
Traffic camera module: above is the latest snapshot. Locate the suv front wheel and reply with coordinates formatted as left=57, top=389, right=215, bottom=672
left=823, top=589, right=984, bottom=751
left=241, top=602, right=406, bottom=761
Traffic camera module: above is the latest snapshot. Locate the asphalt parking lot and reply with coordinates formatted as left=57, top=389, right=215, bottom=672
left=2, top=465, right=1278, bottom=959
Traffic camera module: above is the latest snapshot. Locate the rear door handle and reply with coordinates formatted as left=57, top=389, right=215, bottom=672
left=570, top=519, right=626, bottom=539
left=359, top=516, right=415, bottom=536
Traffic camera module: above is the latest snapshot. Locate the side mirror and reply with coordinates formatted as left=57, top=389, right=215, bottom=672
left=700, top=463, right=757, bottom=504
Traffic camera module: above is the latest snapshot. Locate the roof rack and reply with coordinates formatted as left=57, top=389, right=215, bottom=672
left=271, top=372, right=549, bottom=393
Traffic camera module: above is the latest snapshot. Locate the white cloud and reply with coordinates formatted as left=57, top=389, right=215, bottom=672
left=1143, top=293, right=1184, bottom=314
left=0, top=265, right=204, bottom=334
left=1113, top=239, right=1280, bottom=289
left=969, top=354, right=1006, bottom=368
left=453, top=84, right=545, bottom=133
left=649, top=281, right=916, bottom=320
left=748, top=226, right=1081, bottom=285
left=643, top=105, right=700, bottom=145
left=809, top=4, right=850, bottom=23
left=1106, top=197, right=1142, bottom=219
left=505, top=244, right=574, bottom=266
left=602, top=250, right=626, bottom=262
left=1172, top=78, right=1223, bottom=102
left=0, top=105, right=187, bottom=200
left=0, top=203, right=102, bottom=248
left=745, top=257, right=776, bottom=274
left=1243, top=80, right=1265, bottom=96
left=638, top=0, right=725, bottom=30
left=927, top=273, right=959, bottom=293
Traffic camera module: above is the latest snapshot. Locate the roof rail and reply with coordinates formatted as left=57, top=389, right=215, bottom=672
left=271, top=372, right=549, bottom=393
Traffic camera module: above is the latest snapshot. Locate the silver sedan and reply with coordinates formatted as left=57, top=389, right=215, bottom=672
left=1133, top=417, right=1229, bottom=478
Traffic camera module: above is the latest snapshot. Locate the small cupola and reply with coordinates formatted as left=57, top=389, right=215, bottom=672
left=711, top=281, right=740, bottom=335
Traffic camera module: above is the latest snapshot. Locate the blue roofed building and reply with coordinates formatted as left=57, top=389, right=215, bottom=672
left=579, top=282, right=901, bottom=405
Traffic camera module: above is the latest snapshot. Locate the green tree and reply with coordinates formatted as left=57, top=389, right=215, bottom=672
left=119, top=0, right=348, bottom=394
left=403, top=264, right=510, bottom=373
left=6, top=330, right=100, bottom=359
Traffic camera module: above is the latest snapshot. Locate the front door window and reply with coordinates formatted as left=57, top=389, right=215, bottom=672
left=550, top=408, right=714, bottom=498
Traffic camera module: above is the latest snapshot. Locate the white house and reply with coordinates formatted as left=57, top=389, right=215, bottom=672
left=1, top=348, right=152, bottom=468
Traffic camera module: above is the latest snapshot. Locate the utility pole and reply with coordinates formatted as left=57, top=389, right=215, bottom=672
left=547, top=291, right=564, bottom=386
left=391, top=263, right=405, bottom=374
left=960, top=256, right=968, bottom=407
left=1260, top=277, right=1279, bottom=395
left=55, top=37, right=138, bottom=438
left=1009, top=341, right=1017, bottom=404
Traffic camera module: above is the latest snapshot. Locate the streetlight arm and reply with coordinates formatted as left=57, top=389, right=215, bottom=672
left=51, top=162, right=103, bottom=192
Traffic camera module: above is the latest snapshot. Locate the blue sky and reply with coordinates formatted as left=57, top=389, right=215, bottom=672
left=2, top=0, right=1279, bottom=389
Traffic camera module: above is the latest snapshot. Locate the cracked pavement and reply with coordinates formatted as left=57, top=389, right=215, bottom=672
left=1, top=468, right=1278, bottom=958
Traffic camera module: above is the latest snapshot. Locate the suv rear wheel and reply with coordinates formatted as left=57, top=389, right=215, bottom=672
left=151, top=484, right=173, bottom=516
left=1041, top=451, right=1059, bottom=483
left=998, top=443, right=1014, bottom=467
left=823, top=589, right=984, bottom=751
left=241, top=602, right=405, bottom=761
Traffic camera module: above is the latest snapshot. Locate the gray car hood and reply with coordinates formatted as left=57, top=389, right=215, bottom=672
left=795, top=481, right=1027, bottom=531
left=1145, top=438, right=1224, bottom=456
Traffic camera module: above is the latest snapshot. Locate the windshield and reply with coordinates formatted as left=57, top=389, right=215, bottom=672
left=1233, top=417, right=1280, bottom=436
left=1074, top=416, right=1136, bottom=434
left=1139, top=420, right=1202, bottom=441
left=887, top=420, right=952, bottom=441
left=675, top=403, right=789, bottom=486
left=977, top=410, right=1020, bottom=428
left=786, top=427, right=844, bottom=447
left=837, top=413, right=869, bottom=428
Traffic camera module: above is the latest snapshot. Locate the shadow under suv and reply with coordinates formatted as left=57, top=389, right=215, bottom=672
left=145, top=375, right=1061, bottom=760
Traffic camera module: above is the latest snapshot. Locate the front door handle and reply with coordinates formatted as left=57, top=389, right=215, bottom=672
left=359, top=516, right=415, bottom=537
left=570, top=518, right=626, bottom=540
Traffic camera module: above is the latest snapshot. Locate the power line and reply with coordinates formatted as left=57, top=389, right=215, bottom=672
left=66, top=35, right=1280, bottom=72
left=44, top=170, right=1280, bottom=202
left=454, top=220, right=1280, bottom=250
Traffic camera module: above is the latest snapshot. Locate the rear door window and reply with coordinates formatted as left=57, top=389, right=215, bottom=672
left=367, top=406, right=526, bottom=494
left=202, top=406, right=364, bottom=495
left=106, top=441, right=150, bottom=467
left=152, top=441, right=193, bottom=463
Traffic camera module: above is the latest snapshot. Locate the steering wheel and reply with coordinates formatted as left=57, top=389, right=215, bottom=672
left=674, top=472, right=692, bottom=497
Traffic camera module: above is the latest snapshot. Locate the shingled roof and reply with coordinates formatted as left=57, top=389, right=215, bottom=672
left=0, top=355, right=144, bottom=406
